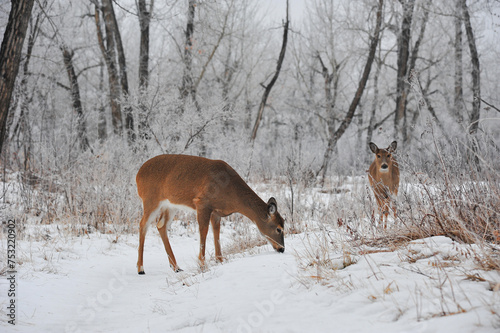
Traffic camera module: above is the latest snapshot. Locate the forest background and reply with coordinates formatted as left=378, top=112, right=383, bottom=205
left=0, top=0, right=499, bottom=240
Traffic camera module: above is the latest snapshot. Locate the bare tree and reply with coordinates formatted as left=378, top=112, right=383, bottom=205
left=94, top=0, right=123, bottom=135
left=98, top=62, right=107, bottom=143
left=213, top=0, right=264, bottom=133
left=8, top=5, right=42, bottom=169
left=193, top=0, right=233, bottom=96
left=61, top=45, right=91, bottom=152
left=408, top=2, right=430, bottom=74
left=220, top=41, right=236, bottom=117
left=137, top=0, right=153, bottom=140
left=394, top=0, right=415, bottom=143
left=317, top=52, right=341, bottom=155
left=0, top=0, right=35, bottom=156
left=405, top=1, right=430, bottom=143
left=461, top=0, right=481, bottom=169
left=318, top=0, right=384, bottom=185
left=251, top=0, right=289, bottom=141
left=462, top=0, right=480, bottom=135
left=366, top=56, right=383, bottom=147
left=105, top=0, right=135, bottom=144
left=179, top=0, right=198, bottom=112
left=454, top=0, right=464, bottom=123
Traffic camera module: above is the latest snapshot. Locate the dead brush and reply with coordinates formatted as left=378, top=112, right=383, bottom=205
left=295, top=231, right=358, bottom=285
left=393, top=135, right=500, bottom=272
left=403, top=169, right=500, bottom=243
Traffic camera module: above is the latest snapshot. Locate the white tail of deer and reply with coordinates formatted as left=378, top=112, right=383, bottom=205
left=368, top=141, right=400, bottom=228
left=136, top=154, right=285, bottom=274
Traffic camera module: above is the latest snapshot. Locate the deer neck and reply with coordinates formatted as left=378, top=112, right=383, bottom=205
left=234, top=185, right=268, bottom=225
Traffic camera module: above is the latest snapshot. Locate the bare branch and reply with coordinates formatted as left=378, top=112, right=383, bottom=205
left=193, top=0, right=233, bottom=92
left=251, top=0, right=289, bottom=141
left=479, top=98, right=500, bottom=113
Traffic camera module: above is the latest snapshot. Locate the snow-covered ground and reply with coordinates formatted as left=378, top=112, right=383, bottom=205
left=1, top=221, right=499, bottom=333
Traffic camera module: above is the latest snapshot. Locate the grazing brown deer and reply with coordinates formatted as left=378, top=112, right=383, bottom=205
left=136, top=154, right=285, bottom=274
left=368, top=141, right=400, bottom=228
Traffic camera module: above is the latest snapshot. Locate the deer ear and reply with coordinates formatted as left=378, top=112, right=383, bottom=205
left=267, top=197, right=277, bottom=215
left=388, top=141, right=397, bottom=152
left=369, top=142, right=378, bottom=154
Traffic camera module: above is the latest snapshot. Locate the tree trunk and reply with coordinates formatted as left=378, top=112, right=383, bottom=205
left=61, top=46, right=91, bottom=152
left=394, top=0, right=415, bottom=143
left=454, top=0, right=464, bottom=123
left=137, top=0, right=152, bottom=140
left=367, top=57, right=382, bottom=148
left=94, top=1, right=122, bottom=135
left=405, top=1, right=429, bottom=143
left=9, top=7, right=41, bottom=170
left=462, top=0, right=480, bottom=135
left=409, top=2, right=429, bottom=72
left=251, top=0, right=289, bottom=141
left=319, top=0, right=384, bottom=185
left=244, top=87, right=252, bottom=130
left=179, top=0, right=197, bottom=112
left=462, top=0, right=481, bottom=169
left=221, top=44, right=236, bottom=133
left=317, top=52, right=340, bottom=168
left=0, top=0, right=35, bottom=156
left=104, top=0, right=134, bottom=144
left=98, top=62, right=107, bottom=143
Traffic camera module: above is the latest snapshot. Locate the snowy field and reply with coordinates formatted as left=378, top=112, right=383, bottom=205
left=1, top=218, right=499, bottom=333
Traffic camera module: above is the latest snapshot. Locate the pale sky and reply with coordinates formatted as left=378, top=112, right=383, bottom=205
left=264, top=0, right=306, bottom=24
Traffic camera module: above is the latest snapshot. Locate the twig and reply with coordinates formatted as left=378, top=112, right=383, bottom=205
left=400, top=266, right=435, bottom=279
left=479, top=97, right=500, bottom=113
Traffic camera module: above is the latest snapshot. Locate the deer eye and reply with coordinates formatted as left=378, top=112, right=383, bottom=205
left=277, top=228, right=282, bottom=234
left=377, top=155, right=381, bottom=158
left=387, top=154, right=391, bottom=158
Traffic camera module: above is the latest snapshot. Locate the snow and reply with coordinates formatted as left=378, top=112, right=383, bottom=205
left=1, top=223, right=499, bottom=333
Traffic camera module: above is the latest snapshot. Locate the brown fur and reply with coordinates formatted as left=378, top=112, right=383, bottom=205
left=368, top=141, right=400, bottom=228
left=136, top=154, right=285, bottom=274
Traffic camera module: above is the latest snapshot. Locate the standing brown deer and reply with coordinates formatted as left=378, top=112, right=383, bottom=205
left=368, top=141, right=400, bottom=228
left=136, top=154, right=285, bottom=274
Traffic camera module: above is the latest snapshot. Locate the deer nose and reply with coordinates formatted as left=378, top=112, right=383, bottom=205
left=277, top=247, right=285, bottom=253
left=381, top=164, right=388, bottom=169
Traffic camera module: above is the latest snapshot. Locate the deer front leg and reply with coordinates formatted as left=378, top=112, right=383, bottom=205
left=210, top=212, right=223, bottom=263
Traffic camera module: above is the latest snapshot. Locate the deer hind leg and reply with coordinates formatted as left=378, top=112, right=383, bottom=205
left=157, top=209, right=182, bottom=272
left=210, top=212, right=223, bottom=263
left=137, top=206, right=153, bottom=274
left=196, top=207, right=212, bottom=269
